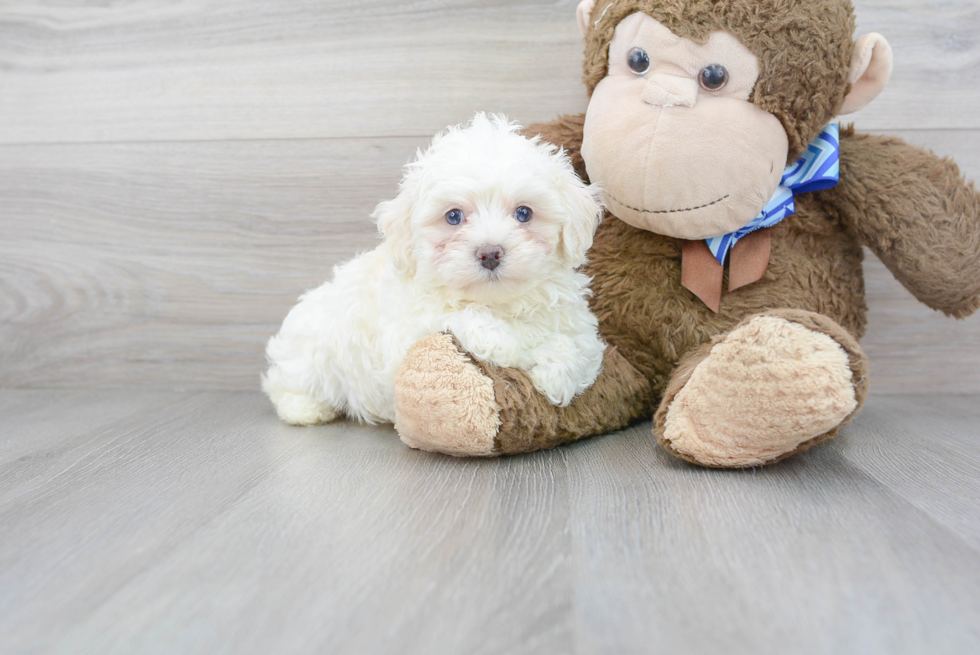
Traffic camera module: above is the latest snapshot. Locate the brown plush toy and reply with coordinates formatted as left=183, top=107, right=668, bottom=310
left=392, top=0, right=980, bottom=467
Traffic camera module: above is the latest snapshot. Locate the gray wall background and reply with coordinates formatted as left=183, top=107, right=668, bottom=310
left=1, top=0, right=978, bottom=394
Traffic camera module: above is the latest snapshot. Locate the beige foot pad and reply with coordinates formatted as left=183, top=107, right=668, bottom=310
left=394, top=333, right=501, bottom=457
left=659, top=315, right=860, bottom=468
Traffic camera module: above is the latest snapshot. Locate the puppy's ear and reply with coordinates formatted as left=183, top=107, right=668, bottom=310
left=372, top=187, right=417, bottom=276
left=558, top=175, right=604, bottom=268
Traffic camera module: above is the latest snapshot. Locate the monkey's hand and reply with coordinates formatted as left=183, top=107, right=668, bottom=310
left=824, top=126, right=980, bottom=318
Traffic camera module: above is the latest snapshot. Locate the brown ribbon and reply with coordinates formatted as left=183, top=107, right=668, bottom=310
left=681, top=240, right=723, bottom=313
left=681, top=228, right=773, bottom=313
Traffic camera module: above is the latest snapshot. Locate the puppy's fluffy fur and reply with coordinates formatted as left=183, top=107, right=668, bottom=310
left=263, top=113, right=606, bottom=426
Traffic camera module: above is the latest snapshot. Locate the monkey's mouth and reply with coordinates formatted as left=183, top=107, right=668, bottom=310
left=604, top=191, right=730, bottom=215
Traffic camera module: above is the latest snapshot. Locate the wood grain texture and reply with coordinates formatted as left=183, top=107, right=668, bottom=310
left=0, top=390, right=574, bottom=655
left=566, top=408, right=980, bottom=654
left=0, top=0, right=591, bottom=144
left=0, top=136, right=415, bottom=389
left=2, top=130, right=979, bottom=392
left=848, top=0, right=980, bottom=130
left=1, top=390, right=978, bottom=654
left=0, top=0, right=977, bottom=145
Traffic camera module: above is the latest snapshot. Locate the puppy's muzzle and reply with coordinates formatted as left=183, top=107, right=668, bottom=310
left=477, top=246, right=504, bottom=271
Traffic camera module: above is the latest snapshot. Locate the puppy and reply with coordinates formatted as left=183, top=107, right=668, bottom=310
left=263, top=113, right=605, bottom=426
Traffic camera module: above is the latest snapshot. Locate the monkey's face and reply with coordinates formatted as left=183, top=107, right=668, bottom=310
left=582, top=12, right=789, bottom=240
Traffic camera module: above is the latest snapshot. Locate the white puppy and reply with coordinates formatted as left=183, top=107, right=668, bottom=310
left=263, top=113, right=606, bottom=426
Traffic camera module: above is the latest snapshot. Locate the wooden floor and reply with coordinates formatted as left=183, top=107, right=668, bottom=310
left=1, top=390, right=979, bottom=654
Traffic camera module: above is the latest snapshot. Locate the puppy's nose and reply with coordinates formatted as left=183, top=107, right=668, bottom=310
left=477, top=246, right=503, bottom=271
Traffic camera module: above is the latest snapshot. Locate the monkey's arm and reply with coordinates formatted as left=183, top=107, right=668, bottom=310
left=823, top=126, right=980, bottom=318
left=524, top=114, right=589, bottom=181
left=394, top=334, right=654, bottom=456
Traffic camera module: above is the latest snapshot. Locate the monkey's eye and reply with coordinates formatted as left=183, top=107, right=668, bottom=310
left=698, top=64, right=729, bottom=91
left=446, top=209, right=464, bottom=225
left=514, top=206, right=533, bottom=223
left=627, top=48, right=651, bottom=76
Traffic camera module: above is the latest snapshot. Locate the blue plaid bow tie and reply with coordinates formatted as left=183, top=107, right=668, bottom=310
left=705, top=124, right=841, bottom=265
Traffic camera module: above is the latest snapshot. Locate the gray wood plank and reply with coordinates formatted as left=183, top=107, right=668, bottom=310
left=848, top=0, right=980, bottom=131
left=1, top=390, right=979, bottom=654
left=2, top=130, right=979, bottom=392
left=0, top=137, right=418, bottom=389
left=0, top=0, right=977, bottom=145
left=0, top=0, right=590, bottom=144
left=838, top=395, right=980, bottom=549
left=0, top=390, right=190, bottom=501
left=565, top=418, right=980, bottom=655
left=0, top=390, right=573, bottom=655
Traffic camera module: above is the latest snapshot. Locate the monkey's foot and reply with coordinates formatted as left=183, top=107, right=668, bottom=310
left=394, top=333, right=501, bottom=457
left=655, top=310, right=869, bottom=468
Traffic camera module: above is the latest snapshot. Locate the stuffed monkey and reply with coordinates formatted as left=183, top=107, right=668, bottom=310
left=392, top=0, right=980, bottom=467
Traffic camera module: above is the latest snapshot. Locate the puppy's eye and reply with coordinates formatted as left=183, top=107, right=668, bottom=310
left=514, top=206, right=533, bottom=223
left=698, top=64, right=729, bottom=91
left=446, top=209, right=464, bottom=226
left=627, top=48, right=651, bottom=76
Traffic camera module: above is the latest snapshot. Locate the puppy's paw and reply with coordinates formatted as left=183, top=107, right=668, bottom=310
left=528, top=360, right=579, bottom=407
left=273, top=392, right=338, bottom=426
left=444, top=313, right=522, bottom=368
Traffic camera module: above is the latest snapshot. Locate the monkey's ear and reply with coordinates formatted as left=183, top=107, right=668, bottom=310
left=576, top=0, right=597, bottom=37
left=840, top=33, right=894, bottom=115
